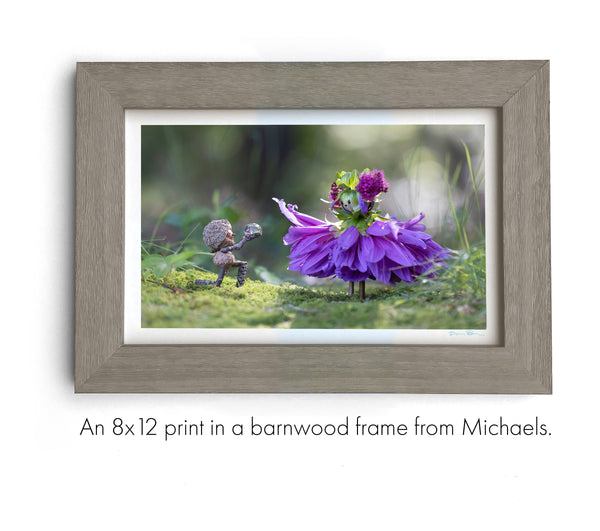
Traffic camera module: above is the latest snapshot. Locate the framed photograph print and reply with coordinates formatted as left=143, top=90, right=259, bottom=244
left=75, top=61, right=551, bottom=393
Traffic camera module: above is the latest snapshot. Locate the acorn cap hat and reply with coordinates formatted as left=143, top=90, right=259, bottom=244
left=203, top=219, right=232, bottom=250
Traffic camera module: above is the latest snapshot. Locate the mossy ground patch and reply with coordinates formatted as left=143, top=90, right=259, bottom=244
left=142, top=248, right=486, bottom=330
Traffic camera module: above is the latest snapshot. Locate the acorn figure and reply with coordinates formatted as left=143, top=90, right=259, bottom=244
left=196, top=220, right=262, bottom=287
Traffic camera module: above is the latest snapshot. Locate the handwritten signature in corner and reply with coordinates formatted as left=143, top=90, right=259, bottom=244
left=448, top=330, right=485, bottom=337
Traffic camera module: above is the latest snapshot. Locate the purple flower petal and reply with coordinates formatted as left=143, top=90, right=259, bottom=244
left=395, top=229, right=428, bottom=249
left=335, top=266, right=370, bottom=282
left=367, top=221, right=391, bottom=236
left=337, top=225, right=359, bottom=249
left=292, top=210, right=330, bottom=227
left=356, top=236, right=371, bottom=272
left=273, top=197, right=326, bottom=227
left=398, top=212, right=426, bottom=231
left=379, top=237, right=416, bottom=266
left=284, top=225, right=331, bottom=245
left=358, top=195, right=368, bottom=215
left=366, top=236, right=386, bottom=262
left=369, top=257, right=392, bottom=284
left=290, top=232, right=334, bottom=256
left=300, top=246, right=333, bottom=274
left=390, top=263, right=414, bottom=283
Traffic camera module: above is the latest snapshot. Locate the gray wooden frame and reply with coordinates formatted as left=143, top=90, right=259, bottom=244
left=75, top=61, right=551, bottom=393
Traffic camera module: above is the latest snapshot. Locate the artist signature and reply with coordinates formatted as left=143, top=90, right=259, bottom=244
left=448, top=330, right=484, bottom=336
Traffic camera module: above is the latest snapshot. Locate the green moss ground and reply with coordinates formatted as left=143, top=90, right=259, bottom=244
left=142, top=249, right=486, bottom=329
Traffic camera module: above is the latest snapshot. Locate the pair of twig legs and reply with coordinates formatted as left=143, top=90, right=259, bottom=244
left=195, top=261, right=248, bottom=288
left=348, top=280, right=366, bottom=299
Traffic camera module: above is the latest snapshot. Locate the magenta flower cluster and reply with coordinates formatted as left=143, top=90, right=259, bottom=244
left=329, top=182, right=340, bottom=201
left=356, top=169, right=389, bottom=201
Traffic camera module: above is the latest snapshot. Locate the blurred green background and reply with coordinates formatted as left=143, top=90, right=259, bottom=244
left=141, top=124, right=485, bottom=285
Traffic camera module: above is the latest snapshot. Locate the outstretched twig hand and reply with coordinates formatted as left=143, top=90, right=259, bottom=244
left=219, top=224, right=262, bottom=253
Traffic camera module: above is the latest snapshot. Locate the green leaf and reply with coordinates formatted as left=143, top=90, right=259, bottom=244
left=166, top=251, right=197, bottom=267
left=461, top=140, right=484, bottom=239
left=141, top=255, right=166, bottom=271
left=254, top=265, right=283, bottom=285
left=142, top=255, right=171, bottom=277
left=336, top=169, right=360, bottom=189
left=164, top=212, right=184, bottom=228
left=182, top=207, right=211, bottom=232
left=338, top=172, right=351, bottom=187
left=219, top=205, right=243, bottom=224
left=152, top=262, right=171, bottom=278
left=141, top=254, right=174, bottom=278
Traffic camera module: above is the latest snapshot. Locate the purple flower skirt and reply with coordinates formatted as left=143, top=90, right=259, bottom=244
left=274, top=199, right=449, bottom=285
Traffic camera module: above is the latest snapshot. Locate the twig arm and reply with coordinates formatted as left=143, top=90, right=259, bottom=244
left=219, top=231, right=261, bottom=253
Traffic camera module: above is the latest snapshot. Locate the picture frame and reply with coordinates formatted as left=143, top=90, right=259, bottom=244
left=75, top=61, right=551, bottom=394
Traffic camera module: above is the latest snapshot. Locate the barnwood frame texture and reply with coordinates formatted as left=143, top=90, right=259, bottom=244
left=75, top=61, right=551, bottom=393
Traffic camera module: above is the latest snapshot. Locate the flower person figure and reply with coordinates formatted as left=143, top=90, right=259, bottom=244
left=196, top=220, right=262, bottom=287
left=274, top=169, right=448, bottom=299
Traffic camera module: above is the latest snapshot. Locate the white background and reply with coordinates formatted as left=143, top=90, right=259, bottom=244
left=2, top=2, right=598, bottom=530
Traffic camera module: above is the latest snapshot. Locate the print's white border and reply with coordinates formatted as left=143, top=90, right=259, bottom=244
left=125, top=109, right=499, bottom=345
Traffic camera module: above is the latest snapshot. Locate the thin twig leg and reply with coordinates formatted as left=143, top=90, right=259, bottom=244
left=359, top=280, right=365, bottom=300
left=348, top=281, right=354, bottom=295
left=195, top=264, right=230, bottom=287
left=234, top=261, right=248, bottom=287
